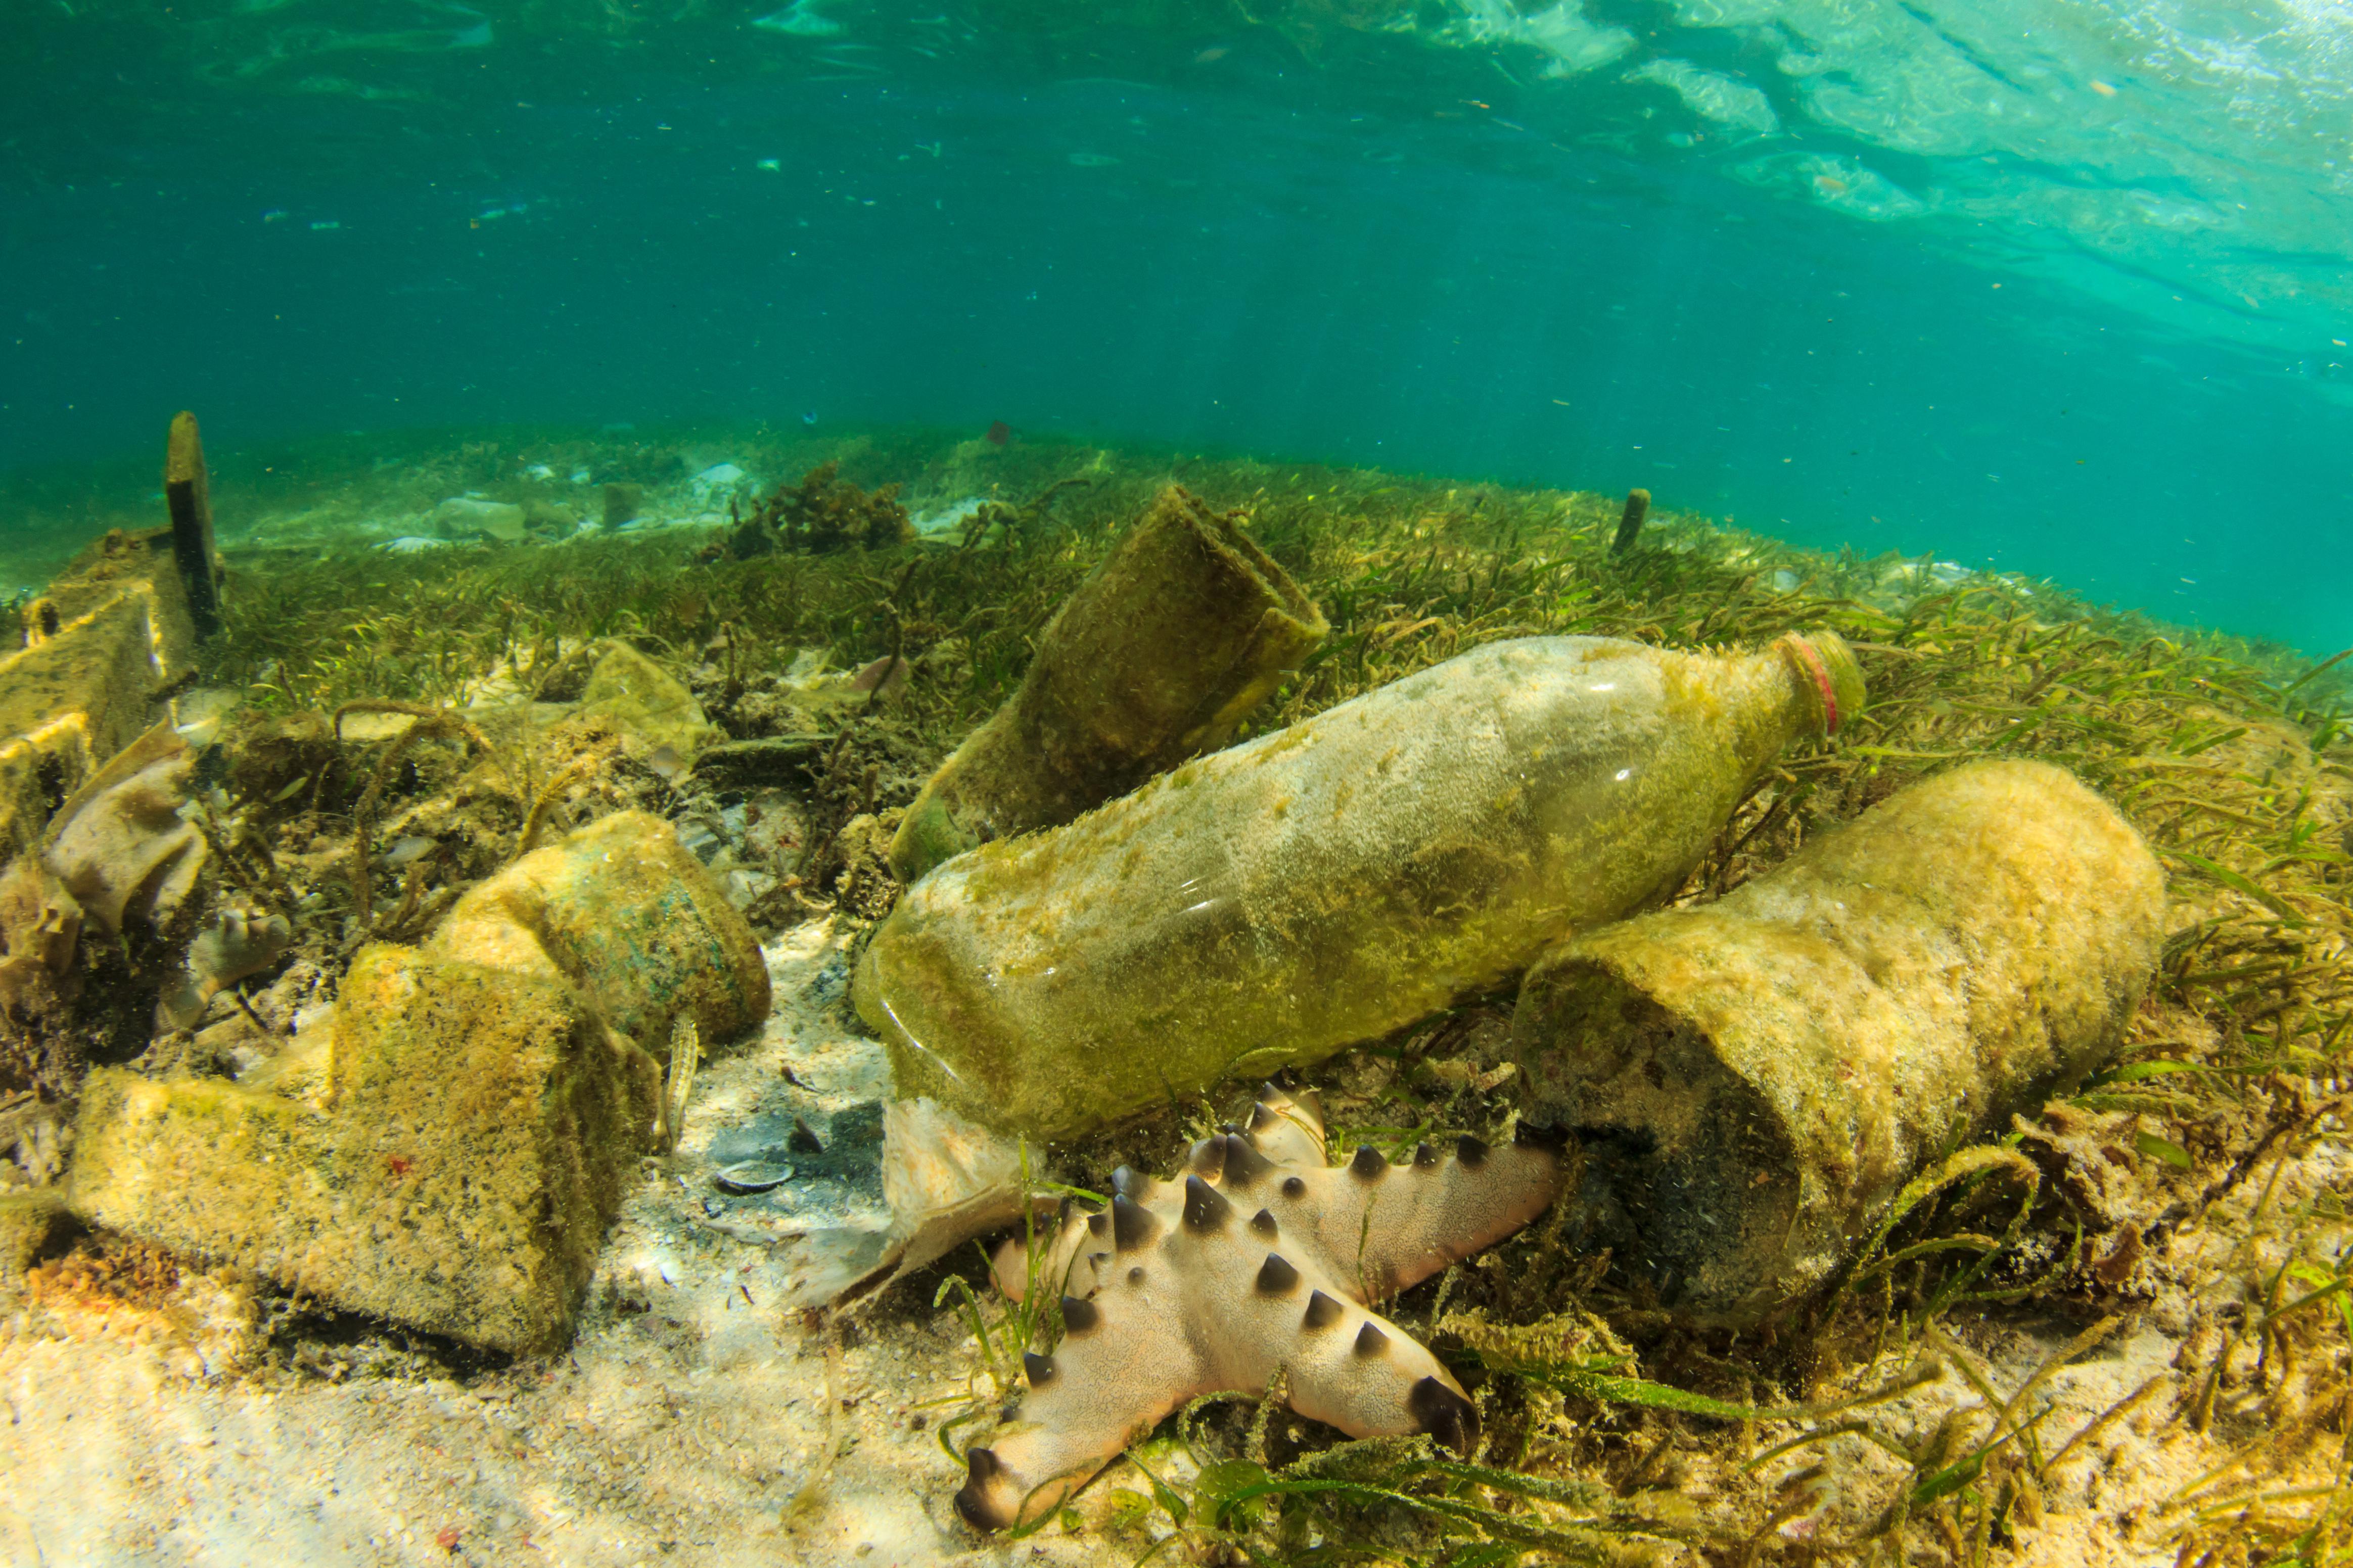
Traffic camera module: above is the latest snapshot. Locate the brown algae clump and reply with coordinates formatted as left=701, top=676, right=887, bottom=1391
left=1513, top=758, right=2166, bottom=1324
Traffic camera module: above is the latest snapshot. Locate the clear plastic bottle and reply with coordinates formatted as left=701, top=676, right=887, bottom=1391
left=856, top=631, right=1865, bottom=1146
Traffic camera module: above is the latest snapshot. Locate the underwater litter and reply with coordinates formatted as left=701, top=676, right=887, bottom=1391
left=1, top=416, right=2351, bottom=1565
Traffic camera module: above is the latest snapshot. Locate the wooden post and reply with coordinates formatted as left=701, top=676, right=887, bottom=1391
left=163, top=411, right=222, bottom=640
left=1609, top=487, right=1651, bottom=556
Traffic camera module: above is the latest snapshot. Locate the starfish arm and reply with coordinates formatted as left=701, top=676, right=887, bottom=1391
left=1299, top=1130, right=1566, bottom=1302
left=1171, top=1185, right=1482, bottom=1453
left=958, top=1221, right=1209, bottom=1531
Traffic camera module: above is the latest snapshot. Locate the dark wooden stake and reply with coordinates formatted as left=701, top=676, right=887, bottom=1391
left=164, top=411, right=223, bottom=640
left=1610, top=487, right=1652, bottom=556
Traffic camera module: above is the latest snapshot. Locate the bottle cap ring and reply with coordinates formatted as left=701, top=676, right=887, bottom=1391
left=1780, top=634, right=1842, bottom=736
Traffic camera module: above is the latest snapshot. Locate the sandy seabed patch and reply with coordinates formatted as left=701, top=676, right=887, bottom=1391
left=0, top=919, right=1132, bottom=1568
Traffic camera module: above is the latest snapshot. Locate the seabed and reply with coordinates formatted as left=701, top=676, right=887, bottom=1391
left=2, top=423, right=2349, bottom=1567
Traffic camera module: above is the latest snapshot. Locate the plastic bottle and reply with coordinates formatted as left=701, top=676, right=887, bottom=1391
left=855, top=630, right=1866, bottom=1147
left=890, top=485, right=1326, bottom=883
left=1511, top=758, right=2164, bottom=1324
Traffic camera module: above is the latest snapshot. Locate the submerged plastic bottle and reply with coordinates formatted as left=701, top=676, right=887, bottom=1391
left=855, top=631, right=1866, bottom=1146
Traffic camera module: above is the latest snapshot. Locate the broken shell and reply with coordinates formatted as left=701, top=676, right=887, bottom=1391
left=715, top=1161, right=795, bottom=1194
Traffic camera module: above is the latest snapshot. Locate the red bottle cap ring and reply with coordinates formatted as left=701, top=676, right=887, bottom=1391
left=1781, top=634, right=1841, bottom=736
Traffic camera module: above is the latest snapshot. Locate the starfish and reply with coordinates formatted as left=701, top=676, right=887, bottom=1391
left=955, top=1083, right=1567, bottom=1531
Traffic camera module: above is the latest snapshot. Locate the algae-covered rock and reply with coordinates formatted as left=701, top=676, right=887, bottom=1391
left=0, top=861, right=81, bottom=1024
left=70, top=950, right=658, bottom=1353
left=0, top=1188, right=73, bottom=1287
left=1512, top=758, right=2166, bottom=1325
left=66, top=811, right=766, bottom=1352
left=577, top=644, right=714, bottom=761
left=889, top=485, right=1327, bottom=883
left=432, top=496, right=529, bottom=543
left=0, top=527, right=199, bottom=866
left=429, top=809, right=768, bottom=1060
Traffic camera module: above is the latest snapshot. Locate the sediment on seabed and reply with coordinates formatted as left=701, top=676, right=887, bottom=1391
left=2, top=423, right=2349, bottom=1567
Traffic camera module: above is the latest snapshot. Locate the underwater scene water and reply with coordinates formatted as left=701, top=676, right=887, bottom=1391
left=12, top=6, right=2353, bottom=1568
left=7, top=0, right=2352, bottom=648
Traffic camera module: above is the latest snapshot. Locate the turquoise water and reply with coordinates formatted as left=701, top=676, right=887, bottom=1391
left=5, top=1, right=2349, bottom=649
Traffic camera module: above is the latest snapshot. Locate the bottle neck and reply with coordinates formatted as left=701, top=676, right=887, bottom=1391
left=1771, top=631, right=1861, bottom=741
left=1697, top=630, right=1864, bottom=777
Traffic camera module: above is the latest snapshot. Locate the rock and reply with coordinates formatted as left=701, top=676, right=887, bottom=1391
left=688, top=462, right=748, bottom=501
left=602, top=483, right=642, bottom=531
left=70, top=951, right=658, bottom=1354
left=432, top=497, right=530, bottom=543
left=825, top=811, right=900, bottom=921
left=0, top=526, right=200, bottom=867
left=428, top=810, right=768, bottom=1060
left=66, top=811, right=768, bottom=1352
left=0, top=1189, right=72, bottom=1288
left=0, top=1095, right=67, bottom=1187
left=577, top=644, right=715, bottom=761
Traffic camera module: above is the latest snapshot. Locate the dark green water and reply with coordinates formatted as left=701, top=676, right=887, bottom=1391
left=5, top=1, right=2349, bottom=648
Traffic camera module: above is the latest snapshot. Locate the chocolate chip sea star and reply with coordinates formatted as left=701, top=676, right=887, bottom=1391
left=955, top=1084, right=1567, bottom=1531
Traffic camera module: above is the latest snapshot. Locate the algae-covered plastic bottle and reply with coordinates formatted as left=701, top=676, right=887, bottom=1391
left=855, top=631, right=1865, bottom=1147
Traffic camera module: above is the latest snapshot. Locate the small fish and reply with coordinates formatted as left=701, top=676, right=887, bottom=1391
left=1193, top=45, right=1228, bottom=63
left=1067, top=152, right=1119, bottom=167
left=801, top=410, right=818, bottom=426
left=383, top=835, right=440, bottom=869
left=985, top=419, right=1010, bottom=446
left=646, top=744, right=686, bottom=782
